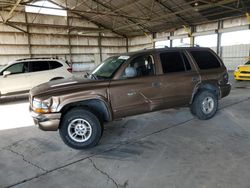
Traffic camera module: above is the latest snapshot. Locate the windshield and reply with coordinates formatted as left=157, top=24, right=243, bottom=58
left=91, top=56, right=128, bottom=79
left=0, top=65, right=5, bottom=70
left=245, top=61, right=250, bottom=65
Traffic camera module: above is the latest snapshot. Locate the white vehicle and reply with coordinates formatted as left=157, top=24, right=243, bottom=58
left=0, top=58, right=73, bottom=98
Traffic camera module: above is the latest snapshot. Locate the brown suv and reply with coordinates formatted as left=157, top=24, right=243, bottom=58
left=30, top=48, right=231, bottom=149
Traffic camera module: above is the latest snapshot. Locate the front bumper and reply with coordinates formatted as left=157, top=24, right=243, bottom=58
left=234, top=72, right=250, bottom=80
left=219, top=83, right=231, bottom=98
left=30, top=108, right=61, bottom=131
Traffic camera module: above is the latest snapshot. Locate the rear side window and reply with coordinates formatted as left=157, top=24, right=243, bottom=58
left=49, top=61, right=63, bottom=69
left=189, top=51, right=221, bottom=69
left=29, top=61, right=50, bottom=72
left=160, top=52, right=186, bottom=73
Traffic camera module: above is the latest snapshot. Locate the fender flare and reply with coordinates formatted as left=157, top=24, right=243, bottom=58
left=58, top=96, right=113, bottom=122
left=190, top=82, right=220, bottom=104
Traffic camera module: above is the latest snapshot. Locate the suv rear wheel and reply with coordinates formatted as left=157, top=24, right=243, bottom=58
left=191, top=90, right=218, bottom=120
left=59, top=108, right=102, bottom=149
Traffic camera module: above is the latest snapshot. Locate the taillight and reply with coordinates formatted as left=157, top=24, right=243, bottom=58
left=219, top=72, right=229, bottom=85
left=67, top=67, right=72, bottom=73
left=224, top=72, right=229, bottom=83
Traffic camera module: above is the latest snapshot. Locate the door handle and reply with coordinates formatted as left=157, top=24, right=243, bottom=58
left=127, top=91, right=136, bottom=96
left=152, top=82, right=161, bottom=88
left=192, top=76, right=199, bottom=83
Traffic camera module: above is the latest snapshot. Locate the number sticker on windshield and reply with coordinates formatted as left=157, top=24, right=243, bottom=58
left=118, top=56, right=130, bottom=60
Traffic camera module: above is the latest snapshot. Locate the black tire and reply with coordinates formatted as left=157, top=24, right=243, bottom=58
left=59, top=108, right=103, bottom=149
left=190, top=104, right=196, bottom=116
left=191, top=90, right=218, bottom=120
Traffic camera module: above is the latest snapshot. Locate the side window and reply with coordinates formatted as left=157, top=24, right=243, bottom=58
left=189, top=50, right=221, bottom=69
left=29, top=61, right=50, bottom=72
left=49, top=61, right=63, bottom=69
left=4, top=63, right=28, bottom=75
left=124, top=55, right=155, bottom=78
left=160, top=52, right=185, bottom=73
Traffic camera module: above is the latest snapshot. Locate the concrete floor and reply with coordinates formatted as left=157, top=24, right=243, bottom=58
left=0, top=74, right=250, bottom=188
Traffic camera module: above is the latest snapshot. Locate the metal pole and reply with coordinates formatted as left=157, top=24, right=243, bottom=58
left=25, top=12, right=32, bottom=58
left=98, top=30, right=103, bottom=62
left=216, top=20, right=223, bottom=58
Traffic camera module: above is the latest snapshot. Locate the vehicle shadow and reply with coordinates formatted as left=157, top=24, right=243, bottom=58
left=0, top=96, right=28, bottom=105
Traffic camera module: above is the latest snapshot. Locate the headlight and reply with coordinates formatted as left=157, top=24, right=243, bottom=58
left=32, top=97, right=59, bottom=113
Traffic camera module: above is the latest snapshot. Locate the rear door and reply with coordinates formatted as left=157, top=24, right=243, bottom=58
left=158, top=50, right=200, bottom=108
left=29, top=61, right=51, bottom=88
left=187, top=49, right=224, bottom=81
left=109, top=53, right=163, bottom=119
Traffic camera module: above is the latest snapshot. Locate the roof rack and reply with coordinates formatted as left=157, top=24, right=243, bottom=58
left=16, top=57, right=61, bottom=61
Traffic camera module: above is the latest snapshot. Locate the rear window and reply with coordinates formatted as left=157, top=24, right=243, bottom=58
left=160, top=52, right=186, bottom=73
left=189, top=50, right=221, bottom=69
left=49, top=61, right=63, bottom=69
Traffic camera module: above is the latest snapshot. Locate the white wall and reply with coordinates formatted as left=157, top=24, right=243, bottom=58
left=222, top=44, right=250, bottom=70
left=0, top=11, right=127, bottom=71
left=153, top=17, right=250, bottom=70
left=0, top=12, right=249, bottom=71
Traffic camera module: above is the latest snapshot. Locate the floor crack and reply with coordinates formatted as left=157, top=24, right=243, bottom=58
left=4, top=147, right=47, bottom=173
left=89, top=158, right=118, bottom=188
left=0, top=140, right=24, bottom=151
left=6, top=97, right=250, bottom=187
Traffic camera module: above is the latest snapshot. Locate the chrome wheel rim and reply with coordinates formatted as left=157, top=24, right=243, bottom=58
left=202, top=97, right=215, bottom=114
left=68, top=118, right=92, bottom=143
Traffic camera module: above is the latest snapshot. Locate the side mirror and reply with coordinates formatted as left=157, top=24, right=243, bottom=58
left=124, top=67, right=137, bottom=78
left=3, top=71, right=11, bottom=78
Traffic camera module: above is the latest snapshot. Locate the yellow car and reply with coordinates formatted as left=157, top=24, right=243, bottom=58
left=234, top=60, right=250, bottom=81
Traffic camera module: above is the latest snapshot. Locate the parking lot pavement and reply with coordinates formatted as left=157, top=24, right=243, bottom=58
left=0, top=100, right=33, bottom=131
left=0, top=77, right=250, bottom=188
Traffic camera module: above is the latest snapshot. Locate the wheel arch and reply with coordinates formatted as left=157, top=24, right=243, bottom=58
left=50, top=77, right=64, bottom=81
left=190, top=82, right=220, bottom=104
left=59, top=98, right=112, bottom=123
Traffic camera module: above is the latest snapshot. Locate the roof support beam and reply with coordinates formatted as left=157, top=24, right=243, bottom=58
left=48, top=0, right=125, bottom=37
left=0, top=21, right=27, bottom=33
left=91, top=0, right=153, bottom=34
left=199, top=0, right=244, bottom=13
left=23, top=2, right=148, bottom=20
left=154, top=0, right=190, bottom=25
left=85, top=0, right=142, bottom=20
left=113, top=0, right=238, bottom=31
left=4, top=0, right=22, bottom=23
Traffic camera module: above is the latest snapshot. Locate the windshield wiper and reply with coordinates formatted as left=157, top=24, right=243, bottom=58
left=91, top=74, right=98, bottom=80
left=84, top=72, right=98, bottom=80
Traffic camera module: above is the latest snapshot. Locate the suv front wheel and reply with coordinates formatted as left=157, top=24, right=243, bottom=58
left=59, top=108, right=102, bottom=149
left=191, top=90, right=218, bottom=120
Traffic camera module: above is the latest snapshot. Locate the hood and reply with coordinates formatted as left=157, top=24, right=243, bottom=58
left=0, top=65, right=7, bottom=72
left=238, top=65, right=250, bottom=71
left=30, top=77, right=110, bottom=99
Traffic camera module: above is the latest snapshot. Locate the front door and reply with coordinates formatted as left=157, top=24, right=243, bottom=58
left=0, top=62, right=31, bottom=95
left=109, top=54, right=163, bottom=119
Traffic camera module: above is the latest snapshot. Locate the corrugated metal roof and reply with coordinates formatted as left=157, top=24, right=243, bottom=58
left=0, top=0, right=249, bottom=36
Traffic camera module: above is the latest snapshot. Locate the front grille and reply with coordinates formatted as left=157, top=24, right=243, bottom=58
left=239, top=76, right=250, bottom=78
left=240, top=71, right=250, bottom=74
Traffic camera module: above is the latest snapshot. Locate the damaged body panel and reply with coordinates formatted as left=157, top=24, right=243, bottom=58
left=29, top=47, right=231, bottom=149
